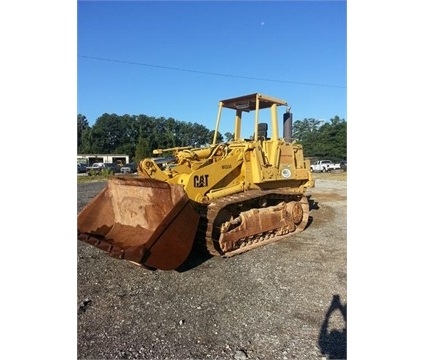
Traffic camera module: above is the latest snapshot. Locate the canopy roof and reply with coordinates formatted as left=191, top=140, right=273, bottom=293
left=220, top=93, right=288, bottom=111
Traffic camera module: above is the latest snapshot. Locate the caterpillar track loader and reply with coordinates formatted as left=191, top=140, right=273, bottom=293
left=77, top=93, right=314, bottom=270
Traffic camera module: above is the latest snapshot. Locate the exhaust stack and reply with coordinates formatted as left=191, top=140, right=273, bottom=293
left=283, top=111, right=292, bottom=142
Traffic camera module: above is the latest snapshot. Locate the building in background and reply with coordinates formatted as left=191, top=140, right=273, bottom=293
left=77, top=154, right=129, bottom=166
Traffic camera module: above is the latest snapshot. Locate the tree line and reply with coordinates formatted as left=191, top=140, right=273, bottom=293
left=292, top=116, right=347, bottom=161
left=78, top=113, right=346, bottom=163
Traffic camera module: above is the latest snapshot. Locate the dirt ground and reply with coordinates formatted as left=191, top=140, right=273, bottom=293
left=77, top=175, right=347, bottom=360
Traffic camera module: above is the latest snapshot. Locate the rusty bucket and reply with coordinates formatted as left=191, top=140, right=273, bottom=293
left=77, top=177, right=200, bottom=270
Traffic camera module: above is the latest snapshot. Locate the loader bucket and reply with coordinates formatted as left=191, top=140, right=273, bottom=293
left=77, top=177, right=200, bottom=270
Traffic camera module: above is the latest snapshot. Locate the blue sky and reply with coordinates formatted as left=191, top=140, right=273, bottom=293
left=77, top=0, right=346, bottom=136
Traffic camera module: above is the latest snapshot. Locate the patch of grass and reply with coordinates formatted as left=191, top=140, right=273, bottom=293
left=311, top=171, right=347, bottom=181
left=77, top=174, right=111, bottom=183
left=77, top=172, right=139, bottom=183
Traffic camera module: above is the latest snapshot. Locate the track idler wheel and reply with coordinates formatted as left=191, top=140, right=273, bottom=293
left=286, top=201, right=304, bottom=225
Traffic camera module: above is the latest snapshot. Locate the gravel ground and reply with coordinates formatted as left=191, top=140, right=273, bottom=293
left=77, top=177, right=347, bottom=360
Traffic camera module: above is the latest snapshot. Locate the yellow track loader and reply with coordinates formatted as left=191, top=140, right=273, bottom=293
left=77, top=93, right=314, bottom=270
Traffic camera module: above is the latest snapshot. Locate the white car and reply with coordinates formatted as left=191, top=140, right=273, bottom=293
left=310, top=160, right=340, bottom=173
left=86, top=162, right=107, bottom=175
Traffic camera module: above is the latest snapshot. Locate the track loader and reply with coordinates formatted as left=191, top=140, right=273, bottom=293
left=77, top=93, right=314, bottom=270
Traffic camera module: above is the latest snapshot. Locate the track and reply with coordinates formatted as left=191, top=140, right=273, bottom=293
left=199, top=189, right=309, bottom=257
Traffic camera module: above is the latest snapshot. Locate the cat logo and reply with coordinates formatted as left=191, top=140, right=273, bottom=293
left=194, top=175, right=209, bottom=188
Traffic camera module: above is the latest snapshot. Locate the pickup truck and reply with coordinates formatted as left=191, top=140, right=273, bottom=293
left=310, top=160, right=341, bottom=173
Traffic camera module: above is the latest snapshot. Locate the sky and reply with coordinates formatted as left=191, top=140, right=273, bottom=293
left=77, top=0, right=347, bottom=137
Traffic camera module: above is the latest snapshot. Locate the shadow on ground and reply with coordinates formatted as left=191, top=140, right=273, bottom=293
left=175, top=246, right=213, bottom=272
left=305, top=195, right=320, bottom=229
left=318, top=294, right=347, bottom=359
